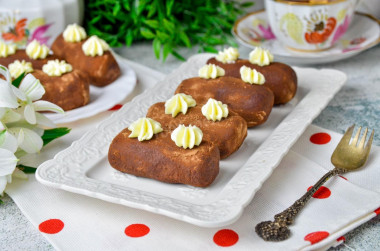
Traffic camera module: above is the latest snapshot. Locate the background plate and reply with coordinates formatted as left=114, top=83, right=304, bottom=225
left=233, top=10, right=380, bottom=65
left=45, top=55, right=137, bottom=124
left=36, top=54, right=346, bottom=227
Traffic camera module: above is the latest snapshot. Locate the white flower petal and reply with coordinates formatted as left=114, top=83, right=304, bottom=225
left=0, top=81, right=19, bottom=108
left=16, top=128, right=43, bottom=153
left=19, top=74, right=45, bottom=101
left=0, top=65, right=11, bottom=82
left=0, top=130, right=18, bottom=153
left=33, top=100, right=64, bottom=114
left=1, top=109, right=21, bottom=123
left=0, top=176, right=7, bottom=196
left=0, top=107, right=5, bottom=119
left=24, top=104, right=37, bottom=124
left=11, top=85, right=27, bottom=101
left=35, top=113, right=56, bottom=128
left=0, top=148, right=18, bottom=176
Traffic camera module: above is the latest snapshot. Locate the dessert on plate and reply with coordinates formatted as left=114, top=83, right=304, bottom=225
left=207, top=47, right=297, bottom=105
left=147, top=94, right=247, bottom=159
left=108, top=118, right=220, bottom=187
left=175, top=64, right=274, bottom=127
left=0, top=40, right=61, bottom=70
left=31, top=59, right=90, bottom=111
left=51, top=24, right=121, bottom=87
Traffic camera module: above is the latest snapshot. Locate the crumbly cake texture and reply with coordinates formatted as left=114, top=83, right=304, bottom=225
left=32, top=69, right=90, bottom=111
left=108, top=130, right=220, bottom=187
left=0, top=49, right=61, bottom=70
left=207, top=58, right=297, bottom=105
left=51, top=34, right=121, bottom=87
left=175, top=76, right=274, bottom=127
left=147, top=102, right=247, bottom=159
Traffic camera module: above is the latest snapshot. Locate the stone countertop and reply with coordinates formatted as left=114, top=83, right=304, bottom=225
left=1, top=43, right=379, bottom=250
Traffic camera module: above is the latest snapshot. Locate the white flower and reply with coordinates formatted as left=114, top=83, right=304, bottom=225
left=0, top=148, right=18, bottom=196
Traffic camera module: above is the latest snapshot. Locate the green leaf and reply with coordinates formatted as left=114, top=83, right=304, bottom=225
left=152, top=38, right=161, bottom=59
left=123, top=0, right=131, bottom=11
left=166, top=0, right=175, bottom=16
left=11, top=72, right=26, bottom=88
left=147, top=2, right=157, bottom=18
left=41, top=127, right=71, bottom=146
left=140, top=27, right=155, bottom=39
left=156, top=31, right=170, bottom=41
left=202, top=46, right=218, bottom=53
left=163, top=19, right=175, bottom=33
left=125, top=29, right=133, bottom=46
left=179, top=31, right=191, bottom=47
left=240, top=2, right=254, bottom=8
left=162, top=43, right=172, bottom=61
left=0, top=198, right=3, bottom=205
left=17, top=164, right=36, bottom=174
left=113, top=2, right=121, bottom=16
left=171, top=50, right=185, bottom=61
left=144, top=20, right=159, bottom=29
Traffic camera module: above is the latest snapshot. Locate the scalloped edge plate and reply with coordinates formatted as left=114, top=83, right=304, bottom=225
left=233, top=10, right=380, bottom=65
left=45, top=55, right=137, bottom=124
left=36, top=54, right=346, bottom=227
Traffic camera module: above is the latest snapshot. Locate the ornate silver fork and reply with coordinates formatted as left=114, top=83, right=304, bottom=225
left=255, top=125, right=375, bottom=241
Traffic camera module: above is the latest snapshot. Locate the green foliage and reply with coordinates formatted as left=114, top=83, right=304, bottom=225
left=84, top=0, right=253, bottom=61
left=17, top=164, right=37, bottom=174
left=41, top=127, right=71, bottom=146
left=11, top=72, right=26, bottom=88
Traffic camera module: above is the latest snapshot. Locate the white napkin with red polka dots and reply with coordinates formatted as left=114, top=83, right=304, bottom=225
left=5, top=61, right=380, bottom=251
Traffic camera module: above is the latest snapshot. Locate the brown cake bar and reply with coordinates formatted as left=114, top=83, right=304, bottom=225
left=108, top=130, right=220, bottom=187
left=207, top=58, right=297, bottom=105
left=51, top=34, right=121, bottom=87
left=0, top=50, right=61, bottom=70
left=32, top=70, right=90, bottom=111
left=147, top=102, right=247, bottom=159
left=175, top=76, right=274, bottom=127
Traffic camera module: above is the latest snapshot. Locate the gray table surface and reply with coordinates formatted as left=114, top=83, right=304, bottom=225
left=1, top=43, right=379, bottom=250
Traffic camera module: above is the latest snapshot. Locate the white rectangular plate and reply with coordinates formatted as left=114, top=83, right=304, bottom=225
left=36, top=54, right=347, bottom=227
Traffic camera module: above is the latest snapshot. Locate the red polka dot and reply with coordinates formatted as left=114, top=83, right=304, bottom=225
left=307, top=186, right=331, bottom=199
left=213, top=229, right=239, bottom=247
left=109, top=104, right=123, bottom=111
left=39, top=219, right=64, bottom=234
left=374, top=207, right=380, bottom=215
left=304, top=231, right=329, bottom=244
left=310, top=133, right=331, bottom=145
left=125, top=224, right=150, bottom=238
left=337, top=236, right=346, bottom=242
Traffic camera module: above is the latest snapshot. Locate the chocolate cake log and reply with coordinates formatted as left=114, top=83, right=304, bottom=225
left=175, top=76, right=274, bottom=127
left=32, top=70, right=90, bottom=111
left=0, top=50, right=61, bottom=69
left=51, top=34, right=121, bottom=87
left=207, top=58, right=297, bottom=105
left=147, top=102, right=247, bottom=159
left=108, top=130, right=220, bottom=187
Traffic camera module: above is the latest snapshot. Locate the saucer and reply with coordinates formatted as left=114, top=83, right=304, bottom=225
left=233, top=10, right=380, bottom=65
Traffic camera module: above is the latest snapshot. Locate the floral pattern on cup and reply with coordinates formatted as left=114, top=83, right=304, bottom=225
left=304, top=10, right=337, bottom=44
left=341, top=37, right=366, bottom=53
left=241, top=18, right=275, bottom=46
left=0, top=13, right=52, bottom=46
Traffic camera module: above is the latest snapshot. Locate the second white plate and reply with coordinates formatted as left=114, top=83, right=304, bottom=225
left=233, top=10, right=380, bottom=65
left=36, top=54, right=346, bottom=227
left=45, top=55, right=137, bottom=124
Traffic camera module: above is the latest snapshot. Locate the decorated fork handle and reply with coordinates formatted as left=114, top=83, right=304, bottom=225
left=255, top=167, right=347, bottom=241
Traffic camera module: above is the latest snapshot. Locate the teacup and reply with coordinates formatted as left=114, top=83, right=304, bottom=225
left=265, top=0, right=361, bottom=51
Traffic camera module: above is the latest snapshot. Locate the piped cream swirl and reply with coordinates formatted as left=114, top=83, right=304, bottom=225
left=26, top=40, right=50, bottom=59
left=198, top=64, right=225, bottom=79
left=63, top=23, right=87, bottom=42
left=0, top=41, right=16, bottom=57
left=171, top=124, right=203, bottom=149
left=8, top=60, right=33, bottom=78
left=215, top=47, right=239, bottom=63
left=249, top=47, right=273, bottom=66
left=128, top=117, right=163, bottom=141
left=201, top=98, right=228, bottom=121
left=42, top=60, right=73, bottom=76
left=82, top=35, right=109, bottom=57
left=165, top=93, right=196, bottom=117
left=240, top=66, right=265, bottom=85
